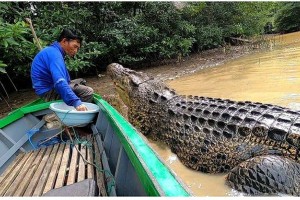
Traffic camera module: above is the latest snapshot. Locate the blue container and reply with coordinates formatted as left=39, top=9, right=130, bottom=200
left=49, top=102, right=100, bottom=127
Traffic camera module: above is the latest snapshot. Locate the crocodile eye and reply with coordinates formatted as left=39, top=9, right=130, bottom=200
left=130, top=78, right=140, bottom=87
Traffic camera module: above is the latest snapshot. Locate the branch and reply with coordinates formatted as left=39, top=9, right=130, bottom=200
left=25, top=18, right=42, bottom=50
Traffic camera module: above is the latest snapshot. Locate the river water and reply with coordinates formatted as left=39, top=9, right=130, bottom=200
left=148, top=31, right=300, bottom=196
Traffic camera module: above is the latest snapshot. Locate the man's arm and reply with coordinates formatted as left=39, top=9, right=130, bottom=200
left=49, top=58, right=86, bottom=110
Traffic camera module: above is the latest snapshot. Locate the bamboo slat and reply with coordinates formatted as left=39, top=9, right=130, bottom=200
left=0, top=153, right=25, bottom=184
left=0, top=152, right=32, bottom=196
left=32, top=144, right=60, bottom=196
left=66, top=144, right=79, bottom=185
left=43, top=143, right=65, bottom=194
left=1, top=134, right=104, bottom=197
left=13, top=148, right=47, bottom=196
left=23, top=146, right=53, bottom=196
left=78, top=143, right=87, bottom=182
left=54, top=143, right=70, bottom=188
left=87, top=135, right=94, bottom=179
left=4, top=150, right=39, bottom=196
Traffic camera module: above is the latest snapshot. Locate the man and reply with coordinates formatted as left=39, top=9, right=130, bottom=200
left=31, top=29, right=93, bottom=111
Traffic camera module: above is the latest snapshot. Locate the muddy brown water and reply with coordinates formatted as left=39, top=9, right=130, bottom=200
left=148, top=32, right=300, bottom=196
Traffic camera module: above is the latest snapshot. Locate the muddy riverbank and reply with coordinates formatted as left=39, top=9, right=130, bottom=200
left=0, top=44, right=257, bottom=119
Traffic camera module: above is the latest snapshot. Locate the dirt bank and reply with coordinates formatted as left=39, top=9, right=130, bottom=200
left=0, top=45, right=256, bottom=119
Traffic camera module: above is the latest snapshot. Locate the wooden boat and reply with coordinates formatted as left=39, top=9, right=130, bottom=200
left=0, top=94, right=190, bottom=196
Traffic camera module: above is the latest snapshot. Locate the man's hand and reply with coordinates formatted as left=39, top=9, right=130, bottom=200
left=75, top=104, right=88, bottom=111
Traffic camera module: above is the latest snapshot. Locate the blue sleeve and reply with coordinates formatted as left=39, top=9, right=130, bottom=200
left=49, top=57, right=82, bottom=108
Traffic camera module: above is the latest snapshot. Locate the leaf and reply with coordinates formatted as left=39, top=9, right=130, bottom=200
left=3, top=40, right=8, bottom=48
left=0, top=60, right=7, bottom=73
left=0, top=61, right=7, bottom=67
left=6, top=38, right=19, bottom=46
left=0, top=67, right=6, bottom=73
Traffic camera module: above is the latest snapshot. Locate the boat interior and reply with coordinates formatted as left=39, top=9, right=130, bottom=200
left=0, top=97, right=190, bottom=197
left=0, top=105, right=146, bottom=196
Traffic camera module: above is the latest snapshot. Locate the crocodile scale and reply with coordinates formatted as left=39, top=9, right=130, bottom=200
left=108, top=63, right=300, bottom=196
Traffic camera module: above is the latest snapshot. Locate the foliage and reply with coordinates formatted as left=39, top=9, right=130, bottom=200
left=0, top=1, right=289, bottom=81
left=181, top=2, right=278, bottom=52
left=193, top=25, right=223, bottom=51
left=137, top=2, right=195, bottom=60
left=274, top=2, right=300, bottom=33
left=0, top=60, right=7, bottom=73
left=66, top=41, right=108, bottom=72
left=98, top=2, right=195, bottom=64
left=29, top=2, right=101, bottom=73
left=0, top=19, right=36, bottom=75
left=233, top=2, right=277, bottom=36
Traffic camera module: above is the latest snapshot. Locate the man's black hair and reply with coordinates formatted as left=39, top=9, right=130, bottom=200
left=58, top=29, right=83, bottom=44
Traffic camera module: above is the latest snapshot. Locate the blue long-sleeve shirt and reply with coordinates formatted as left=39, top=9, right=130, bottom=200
left=31, top=41, right=82, bottom=108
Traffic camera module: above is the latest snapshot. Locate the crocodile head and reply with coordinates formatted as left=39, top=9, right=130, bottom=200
left=107, top=63, right=152, bottom=106
left=107, top=63, right=177, bottom=137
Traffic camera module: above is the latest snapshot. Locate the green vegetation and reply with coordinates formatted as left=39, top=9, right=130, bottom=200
left=274, top=2, right=300, bottom=33
left=0, top=1, right=298, bottom=84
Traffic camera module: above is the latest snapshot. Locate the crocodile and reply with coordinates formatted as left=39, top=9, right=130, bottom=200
left=107, top=63, right=300, bottom=196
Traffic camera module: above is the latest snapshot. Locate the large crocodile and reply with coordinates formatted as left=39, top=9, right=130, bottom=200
left=107, top=63, right=300, bottom=196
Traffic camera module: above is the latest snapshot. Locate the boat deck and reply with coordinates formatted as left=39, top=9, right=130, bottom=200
left=0, top=134, right=107, bottom=196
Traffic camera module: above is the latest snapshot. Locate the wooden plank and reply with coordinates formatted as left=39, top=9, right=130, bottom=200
left=66, top=144, right=79, bottom=185
left=4, top=149, right=40, bottom=196
left=32, top=143, right=60, bottom=196
left=78, top=142, right=87, bottom=182
left=0, top=152, right=32, bottom=196
left=0, top=153, right=24, bottom=184
left=13, top=148, right=47, bottom=196
left=23, top=146, right=53, bottom=196
left=94, top=138, right=107, bottom=196
left=54, top=143, right=70, bottom=189
left=42, top=143, right=65, bottom=194
left=87, top=135, right=94, bottom=179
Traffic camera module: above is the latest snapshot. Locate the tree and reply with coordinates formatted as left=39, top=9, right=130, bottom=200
left=0, top=2, right=36, bottom=76
left=0, top=1, right=282, bottom=80
left=274, top=2, right=300, bottom=33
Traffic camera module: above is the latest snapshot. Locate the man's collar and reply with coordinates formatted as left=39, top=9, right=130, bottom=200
left=51, top=41, right=66, bottom=58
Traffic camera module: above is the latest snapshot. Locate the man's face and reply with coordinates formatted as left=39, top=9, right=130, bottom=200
left=61, top=38, right=81, bottom=57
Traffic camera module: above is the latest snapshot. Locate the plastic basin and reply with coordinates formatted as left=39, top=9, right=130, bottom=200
left=49, top=102, right=100, bottom=127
